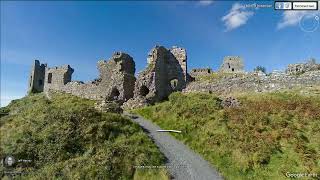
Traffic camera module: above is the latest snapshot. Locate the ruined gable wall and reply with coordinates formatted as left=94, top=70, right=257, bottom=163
left=133, top=46, right=187, bottom=102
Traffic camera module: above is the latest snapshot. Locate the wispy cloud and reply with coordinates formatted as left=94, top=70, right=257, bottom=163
left=277, top=10, right=319, bottom=29
left=222, top=3, right=254, bottom=31
left=198, top=0, right=214, bottom=6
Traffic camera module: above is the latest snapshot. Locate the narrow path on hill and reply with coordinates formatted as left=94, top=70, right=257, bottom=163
left=124, top=112, right=223, bottom=180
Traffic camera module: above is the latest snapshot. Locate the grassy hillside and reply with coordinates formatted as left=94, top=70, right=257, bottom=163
left=0, top=93, right=169, bottom=179
left=133, top=92, right=320, bottom=180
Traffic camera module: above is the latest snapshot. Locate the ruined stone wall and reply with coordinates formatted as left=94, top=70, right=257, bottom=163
left=184, top=70, right=320, bottom=94
left=29, top=45, right=320, bottom=110
left=43, top=52, right=136, bottom=102
left=286, top=59, right=320, bottom=75
left=189, top=68, right=213, bottom=77
left=133, top=46, right=187, bottom=102
left=28, top=60, right=46, bottom=93
left=219, top=56, right=244, bottom=73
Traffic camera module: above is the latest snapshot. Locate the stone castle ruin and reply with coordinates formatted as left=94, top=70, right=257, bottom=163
left=219, top=56, right=244, bottom=73
left=28, top=46, right=189, bottom=107
left=28, top=45, right=320, bottom=109
left=29, top=52, right=136, bottom=103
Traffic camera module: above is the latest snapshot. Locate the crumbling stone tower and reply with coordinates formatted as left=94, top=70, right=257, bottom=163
left=28, top=60, right=46, bottom=93
left=170, top=46, right=188, bottom=81
left=43, top=65, right=74, bottom=92
left=133, top=46, right=187, bottom=102
left=97, top=52, right=136, bottom=101
left=219, top=56, right=244, bottom=73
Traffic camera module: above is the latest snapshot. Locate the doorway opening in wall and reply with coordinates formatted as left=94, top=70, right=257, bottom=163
left=110, top=88, right=120, bottom=100
left=48, top=73, right=52, bottom=83
left=140, top=85, right=149, bottom=96
left=232, top=68, right=234, bottom=72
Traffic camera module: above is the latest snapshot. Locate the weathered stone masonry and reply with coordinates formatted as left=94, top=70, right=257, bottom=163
left=28, top=60, right=46, bottom=93
left=28, top=45, right=320, bottom=109
left=185, top=60, right=320, bottom=94
left=219, top=56, right=244, bottom=73
left=189, top=68, right=213, bottom=77
left=29, top=46, right=188, bottom=106
left=133, top=46, right=188, bottom=103
left=32, top=52, right=136, bottom=102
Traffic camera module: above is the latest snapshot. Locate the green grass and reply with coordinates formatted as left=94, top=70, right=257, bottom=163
left=0, top=93, right=169, bottom=180
left=133, top=92, right=320, bottom=180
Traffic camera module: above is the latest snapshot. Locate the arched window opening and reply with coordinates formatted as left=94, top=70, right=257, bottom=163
left=170, top=79, right=179, bottom=91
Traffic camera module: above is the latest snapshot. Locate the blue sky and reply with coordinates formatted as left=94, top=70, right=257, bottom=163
left=1, top=1, right=320, bottom=106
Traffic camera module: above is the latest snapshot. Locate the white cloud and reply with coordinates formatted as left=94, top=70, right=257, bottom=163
left=277, top=10, right=319, bottom=29
left=222, top=3, right=254, bottom=31
left=198, top=0, right=214, bottom=6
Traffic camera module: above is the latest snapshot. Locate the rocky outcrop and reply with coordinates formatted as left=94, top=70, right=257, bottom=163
left=121, top=96, right=149, bottom=110
left=94, top=100, right=123, bottom=113
left=221, top=97, right=241, bottom=108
